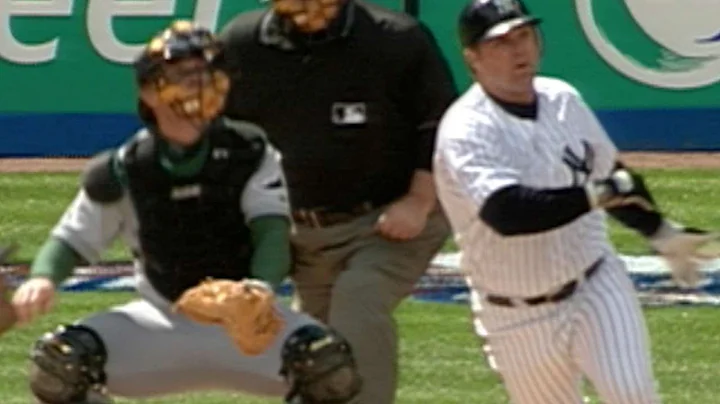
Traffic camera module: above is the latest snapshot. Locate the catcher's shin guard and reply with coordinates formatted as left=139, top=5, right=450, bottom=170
left=280, top=325, right=362, bottom=404
left=29, top=324, right=112, bottom=403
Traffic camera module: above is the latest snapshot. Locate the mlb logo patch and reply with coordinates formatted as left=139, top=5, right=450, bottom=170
left=331, top=102, right=367, bottom=125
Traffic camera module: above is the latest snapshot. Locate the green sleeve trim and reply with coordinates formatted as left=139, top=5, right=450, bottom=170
left=249, top=215, right=291, bottom=289
left=29, top=237, right=81, bottom=287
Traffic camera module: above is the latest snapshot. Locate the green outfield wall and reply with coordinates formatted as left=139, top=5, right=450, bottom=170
left=1, top=0, right=718, bottom=155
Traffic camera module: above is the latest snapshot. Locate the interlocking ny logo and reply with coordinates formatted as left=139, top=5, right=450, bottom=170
left=493, top=0, right=519, bottom=14
left=562, top=140, right=595, bottom=186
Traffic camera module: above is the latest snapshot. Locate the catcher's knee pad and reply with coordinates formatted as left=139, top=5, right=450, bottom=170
left=29, top=324, right=111, bottom=404
left=281, top=324, right=362, bottom=404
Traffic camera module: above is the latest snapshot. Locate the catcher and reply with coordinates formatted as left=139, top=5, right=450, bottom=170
left=10, top=21, right=361, bottom=404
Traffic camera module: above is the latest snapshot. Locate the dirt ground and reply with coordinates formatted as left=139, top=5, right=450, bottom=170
left=620, top=152, right=720, bottom=169
left=2, top=152, right=720, bottom=172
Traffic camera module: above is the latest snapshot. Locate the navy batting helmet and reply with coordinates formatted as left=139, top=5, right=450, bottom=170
left=458, top=0, right=541, bottom=47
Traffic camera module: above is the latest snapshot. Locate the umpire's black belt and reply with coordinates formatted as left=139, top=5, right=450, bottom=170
left=292, top=200, right=378, bottom=228
left=485, top=257, right=605, bottom=308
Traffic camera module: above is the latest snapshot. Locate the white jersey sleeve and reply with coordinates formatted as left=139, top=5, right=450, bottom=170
left=567, top=90, right=619, bottom=178
left=241, top=142, right=290, bottom=222
left=435, top=108, right=522, bottom=209
left=51, top=190, right=129, bottom=264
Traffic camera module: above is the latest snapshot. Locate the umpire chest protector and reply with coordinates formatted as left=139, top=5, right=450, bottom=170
left=89, top=119, right=266, bottom=301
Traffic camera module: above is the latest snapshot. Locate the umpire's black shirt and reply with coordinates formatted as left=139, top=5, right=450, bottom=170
left=218, top=0, right=457, bottom=210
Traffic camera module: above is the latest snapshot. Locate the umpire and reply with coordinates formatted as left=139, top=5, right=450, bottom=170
left=217, top=0, right=457, bottom=402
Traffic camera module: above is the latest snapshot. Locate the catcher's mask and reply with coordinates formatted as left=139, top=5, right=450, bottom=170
left=134, top=20, right=230, bottom=123
left=268, top=0, right=343, bottom=33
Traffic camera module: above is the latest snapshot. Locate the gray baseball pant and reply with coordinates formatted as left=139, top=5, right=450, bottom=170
left=74, top=275, right=318, bottom=399
left=290, top=206, right=451, bottom=404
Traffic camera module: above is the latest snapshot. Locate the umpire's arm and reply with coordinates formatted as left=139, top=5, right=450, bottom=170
left=401, top=22, right=458, bottom=211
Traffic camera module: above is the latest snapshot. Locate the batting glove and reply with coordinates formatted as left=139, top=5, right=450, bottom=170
left=584, top=169, right=655, bottom=211
left=649, top=220, right=720, bottom=289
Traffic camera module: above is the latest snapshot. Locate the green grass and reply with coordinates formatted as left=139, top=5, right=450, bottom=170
left=3, top=169, right=720, bottom=402
left=1, top=295, right=720, bottom=403
left=0, top=173, right=129, bottom=261
left=3, top=169, right=720, bottom=260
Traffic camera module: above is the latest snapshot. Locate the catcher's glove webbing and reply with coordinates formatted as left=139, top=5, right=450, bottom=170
left=173, top=278, right=284, bottom=355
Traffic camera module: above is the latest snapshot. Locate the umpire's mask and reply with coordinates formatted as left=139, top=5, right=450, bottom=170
left=270, top=0, right=343, bottom=33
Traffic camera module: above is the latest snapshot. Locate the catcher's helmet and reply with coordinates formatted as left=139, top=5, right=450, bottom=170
left=458, top=0, right=541, bottom=47
left=134, top=20, right=230, bottom=121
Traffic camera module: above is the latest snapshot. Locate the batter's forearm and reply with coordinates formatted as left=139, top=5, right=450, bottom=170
left=480, top=185, right=591, bottom=236
left=249, top=216, right=291, bottom=289
left=607, top=206, right=663, bottom=237
left=30, top=237, right=81, bottom=286
left=605, top=162, right=663, bottom=237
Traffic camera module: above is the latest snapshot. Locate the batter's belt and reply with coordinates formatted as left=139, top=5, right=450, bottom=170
left=485, top=256, right=605, bottom=308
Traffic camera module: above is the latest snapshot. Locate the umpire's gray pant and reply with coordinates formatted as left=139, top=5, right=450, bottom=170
left=290, top=206, right=451, bottom=404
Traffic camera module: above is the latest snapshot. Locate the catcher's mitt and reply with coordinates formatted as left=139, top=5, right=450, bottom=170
left=0, top=244, right=19, bottom=336
left=173, top=278, right=284, bottom=356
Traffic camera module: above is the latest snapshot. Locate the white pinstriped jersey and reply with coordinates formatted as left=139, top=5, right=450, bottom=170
left=434, top=77, right=618, bottom=296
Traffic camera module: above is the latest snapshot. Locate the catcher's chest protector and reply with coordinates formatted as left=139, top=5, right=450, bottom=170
left=122, top=121, right=265, bottom=301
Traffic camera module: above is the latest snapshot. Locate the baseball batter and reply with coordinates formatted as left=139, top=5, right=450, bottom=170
left=434, top=1, right=719, bottom=403
left=10, top=22, right=361, bottom=404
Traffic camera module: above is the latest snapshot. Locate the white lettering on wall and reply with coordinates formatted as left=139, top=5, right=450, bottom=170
left=0, top=0, right=73, bottom=64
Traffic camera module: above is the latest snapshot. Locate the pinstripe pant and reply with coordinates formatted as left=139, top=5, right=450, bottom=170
left=469, top=255, right=661, bottom=404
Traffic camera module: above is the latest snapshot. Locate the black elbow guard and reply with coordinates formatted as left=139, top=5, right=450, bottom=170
left=81, top=151, right=124, bottom=204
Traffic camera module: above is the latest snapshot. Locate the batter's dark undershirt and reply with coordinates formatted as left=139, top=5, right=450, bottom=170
left=479, top=95, right=662, bottom=237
